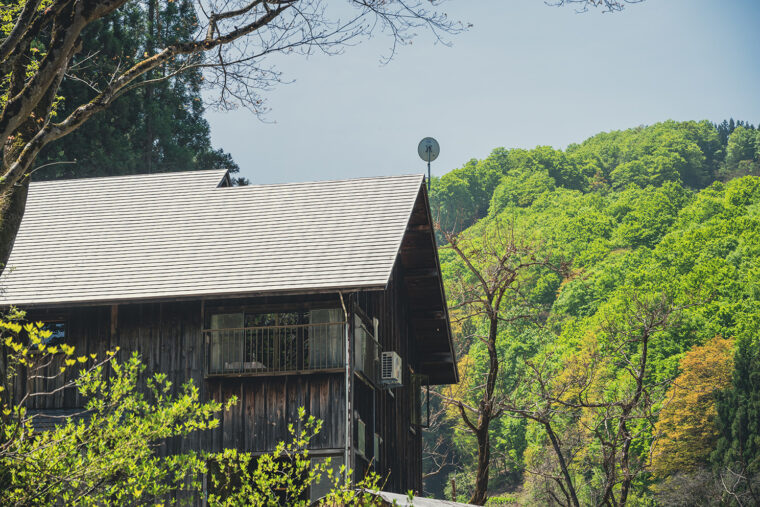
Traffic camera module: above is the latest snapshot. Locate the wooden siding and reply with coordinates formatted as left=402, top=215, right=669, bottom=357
left=19, top=281, right=432, bottom=496
left=23, top=302, right=211, bottom=455
left=23, top=299, right=347, bottom=456
left=207, top=374, right=345, bottom=453
left=355, top=261, right=424, bottom=495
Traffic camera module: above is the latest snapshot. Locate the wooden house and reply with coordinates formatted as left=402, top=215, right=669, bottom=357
left=0, top=170, right=458, bottom=500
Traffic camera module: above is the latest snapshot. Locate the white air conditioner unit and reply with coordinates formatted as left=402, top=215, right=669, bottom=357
left=381, top=351, right=403, bottom=388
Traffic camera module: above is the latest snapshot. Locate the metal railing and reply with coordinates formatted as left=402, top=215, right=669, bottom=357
left=205, top=322, right=345, bottom=375
left=354, top=322, right=381, bottom=384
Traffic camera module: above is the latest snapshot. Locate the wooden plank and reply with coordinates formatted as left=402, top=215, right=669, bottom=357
left=244, top=386, right=257, bottom=452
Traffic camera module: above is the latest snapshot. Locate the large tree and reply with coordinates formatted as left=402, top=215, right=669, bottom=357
left=0, top=0, right=462, bottom=273
left=712, top=334, right=760, bottom=505
left=651, top=335, right=734, bottom=478
left=436, top=217, right=562, bottom=505
left=34, top=0, right=242, bottom=181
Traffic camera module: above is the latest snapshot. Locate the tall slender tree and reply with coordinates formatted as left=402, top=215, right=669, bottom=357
left=436, top=217, right=562, bottom=505
left=712, top=334, right=760, bottom=505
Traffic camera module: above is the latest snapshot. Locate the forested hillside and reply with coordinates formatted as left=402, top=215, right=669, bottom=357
left=427, top=119, right=760, bottom=505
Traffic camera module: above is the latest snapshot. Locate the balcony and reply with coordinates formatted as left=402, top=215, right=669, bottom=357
left=354, top=318, right=381, bottom=385
left=205, top=322, right=345, bottom=376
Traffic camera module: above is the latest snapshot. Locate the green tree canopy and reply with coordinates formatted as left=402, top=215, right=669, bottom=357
left=33, top=0, right=240, bottom=182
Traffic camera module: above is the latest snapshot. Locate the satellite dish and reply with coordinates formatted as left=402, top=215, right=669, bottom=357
left=418, top=137, right=440, bottom=162
left=418, top=137, right=440, bottom=191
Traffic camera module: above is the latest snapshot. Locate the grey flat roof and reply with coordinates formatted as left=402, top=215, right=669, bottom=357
left=0, top=170, right=425, bottom=306
left=352, top=490, right=476, bottom=506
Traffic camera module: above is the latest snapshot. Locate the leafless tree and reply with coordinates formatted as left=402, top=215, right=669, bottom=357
left=501, top=293, right=682, bottom=506
left=0, top=0, right=463, bottom=272
left=434, top=216, right=565, bottom=505
left=718, top=462, right=760, bottom=506
left=548, top=0, right=643, bottom=13
left=653, top=467, right=722, bottom=507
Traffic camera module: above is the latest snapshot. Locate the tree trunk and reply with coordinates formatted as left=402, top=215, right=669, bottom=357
left=469, top=423, right=491, bottom=505
left=545, top=422, right=580, bottom=507
left=144, top=0, right=157, bottom=173
left=469, top=314, right=500, bottom=505
left=0, top=180, right=30, bottom=276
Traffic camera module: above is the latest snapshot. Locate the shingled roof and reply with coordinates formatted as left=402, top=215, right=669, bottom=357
left=0, top=170, right=425, bottom=305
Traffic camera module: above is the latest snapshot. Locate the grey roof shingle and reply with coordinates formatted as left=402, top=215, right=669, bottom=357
left=0, top=170, right=425, bottom=306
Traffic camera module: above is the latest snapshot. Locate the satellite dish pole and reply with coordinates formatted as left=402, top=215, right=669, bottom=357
left=418, top=137, right=440, bottom=191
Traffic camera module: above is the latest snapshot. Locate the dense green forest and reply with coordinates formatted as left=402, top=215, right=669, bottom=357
left=427, top=119, right=760, bottom=505
left=33, top=0, right=243, bottom=183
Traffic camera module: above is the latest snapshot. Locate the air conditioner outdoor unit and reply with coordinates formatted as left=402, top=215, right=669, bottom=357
left=381, top=351, right=403, bottom=387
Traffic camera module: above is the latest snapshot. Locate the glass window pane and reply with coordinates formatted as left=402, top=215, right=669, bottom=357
left=209, top=314, right=243, bottom=373
left=42, top=322, right=66, bottom=346
left=309, top=456, right=344, bottom=502
left=308, top=309, right=343, bottom=369
left=210, top=313, right=243, bottom=329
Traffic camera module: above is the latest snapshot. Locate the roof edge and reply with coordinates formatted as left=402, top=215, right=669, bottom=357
left=28, top=168, right=230, bottom=187
left=383, top=174, right=426, bottom=289
left=0, top=283, right=387, bottom=310
left=419, top=181, right=459, bottom=384
left=214, top=173, right=426, bottom=191
left=383, top=178, right=459, bottom=385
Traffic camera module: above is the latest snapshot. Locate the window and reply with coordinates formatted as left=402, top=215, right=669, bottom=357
left=30, top=321, right=67, bottom=348
left=309, top=456, right=344, bottom=502
left=356, top=418, right=367, bottom=458
left=308, top=309, right=344, bottom=369
left=410, top=373, right=430, bottom=428
left=373, top=433, right=382, bottom=470
left=353, top=315, right=380, bottom=382
left=209, top=314, right=245, bottom=372
left=207, top=309, right=344, bottom=374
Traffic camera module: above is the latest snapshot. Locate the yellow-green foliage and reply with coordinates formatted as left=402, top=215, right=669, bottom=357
left=0, top=309, right=230, bottom=505
left=651, top=336, right=735, bottom=477
left=206, top=406, right=384, bottom=506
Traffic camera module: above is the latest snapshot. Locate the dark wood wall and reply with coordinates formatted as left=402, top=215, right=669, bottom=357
left=25, top=302, right=213, bottom=455
left=22, top=281, right=425, bottom=494
left=208, top=374, right=345, bottom=453
left=355, top=261, right=423, bottom=495
left=24, top=300, right=347, bottom=457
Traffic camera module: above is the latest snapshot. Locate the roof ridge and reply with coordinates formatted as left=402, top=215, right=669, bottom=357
left=217, top=173, right=425, bottom=190
left=29, top=168, right=230, bottom=186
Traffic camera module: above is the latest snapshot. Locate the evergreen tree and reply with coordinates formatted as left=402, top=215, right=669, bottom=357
left=716, top=118, right=757, bottom=149
left=34, top=0, right=242, bottom=182
left=711, top=334, right=760, bottom=502
left=717, top=119, right=731, bottom=146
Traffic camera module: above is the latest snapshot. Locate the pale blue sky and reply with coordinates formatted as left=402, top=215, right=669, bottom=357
left=205, top=0, right=760, bottom=184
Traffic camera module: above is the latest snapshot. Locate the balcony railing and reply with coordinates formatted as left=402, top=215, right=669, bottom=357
left=205, top=322, right=345, bottom=375
left=354, top=321, right=381, bottom=384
